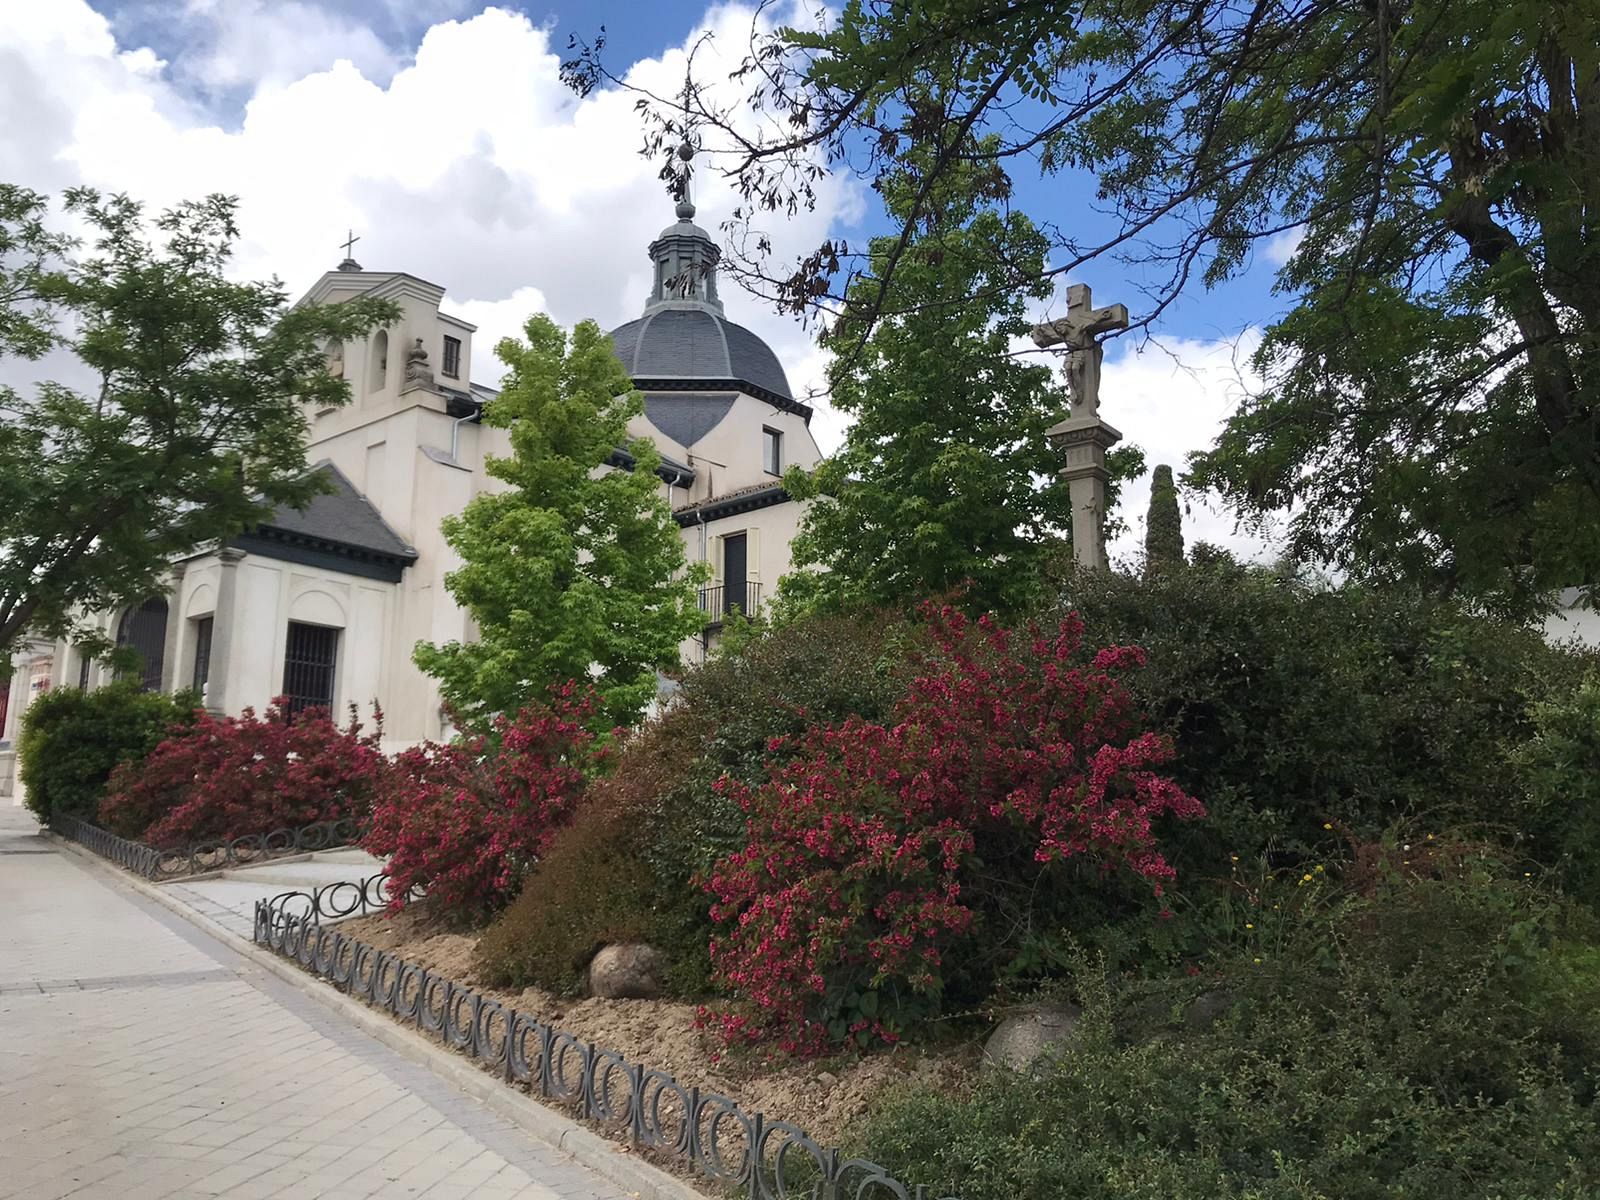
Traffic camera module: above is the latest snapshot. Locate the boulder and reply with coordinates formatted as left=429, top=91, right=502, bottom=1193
left=587, top=943, right=666, bottom=999
left=981, top=1002, right=1082, bottom=1074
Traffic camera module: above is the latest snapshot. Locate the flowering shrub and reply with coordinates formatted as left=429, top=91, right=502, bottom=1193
left=98, top=700, right=386, bottom=846
left=474, top=610, right=910, bottom=999
left=363, top=689, right=600, bottom=920
left=706, top=606, right=1204, bottom=1052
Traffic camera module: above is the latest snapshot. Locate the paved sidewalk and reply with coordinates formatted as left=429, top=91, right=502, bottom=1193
left=0, top=807, right=628, bottom=1200
left=164, top=849, right=388, bottom=937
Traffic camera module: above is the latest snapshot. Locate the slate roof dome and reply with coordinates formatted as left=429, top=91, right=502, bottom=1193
left=608, top=140, right=796, bottom=407
left=609, top=307, right=793, bottom=401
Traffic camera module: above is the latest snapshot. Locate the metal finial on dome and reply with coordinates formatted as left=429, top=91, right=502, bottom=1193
left=675, top=139, right=697, bottom=220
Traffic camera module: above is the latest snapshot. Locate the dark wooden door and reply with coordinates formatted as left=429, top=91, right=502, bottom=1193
left=723, top=534, right=747, bottom=615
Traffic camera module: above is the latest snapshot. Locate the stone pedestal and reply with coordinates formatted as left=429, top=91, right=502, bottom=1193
left=1048, top=414, right=1122, bottom=571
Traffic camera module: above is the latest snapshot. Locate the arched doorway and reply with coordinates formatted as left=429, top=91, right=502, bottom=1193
left=116, top=597, right=169, bottom=692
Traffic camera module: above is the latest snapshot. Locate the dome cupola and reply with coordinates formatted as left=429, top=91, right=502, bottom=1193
left=609, top=140, right=799, bottom=409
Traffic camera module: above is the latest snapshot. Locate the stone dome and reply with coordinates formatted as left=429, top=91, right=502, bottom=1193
left=608, top=141, right=794, bottom=403
left=609, top=306, right=793, bottom=401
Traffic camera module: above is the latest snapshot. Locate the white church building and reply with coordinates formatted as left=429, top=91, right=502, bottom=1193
left=1, top=185, right=819, bottom=784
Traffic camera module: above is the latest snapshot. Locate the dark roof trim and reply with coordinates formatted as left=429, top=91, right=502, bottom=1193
left=633, top=376, right=813, bottom=425
left=229, top=529, right=414, bottom=583
left=442, top=394, right=696, bottom=488
left=674, top=483, right=790, bottom=527
left=607, top=446, right=697, bottom=488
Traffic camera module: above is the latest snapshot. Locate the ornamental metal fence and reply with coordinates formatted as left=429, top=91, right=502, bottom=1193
left=253, top=877, right=960, bottom=1200
left=50, top=813, right=364, bottom=881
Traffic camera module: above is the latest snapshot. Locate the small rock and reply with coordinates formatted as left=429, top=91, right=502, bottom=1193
left=816, top=1071, right=838, bottom=1090
left=981, top=1003, right=1081, bottom=1074
left=588, top=943, right=666, bottom=999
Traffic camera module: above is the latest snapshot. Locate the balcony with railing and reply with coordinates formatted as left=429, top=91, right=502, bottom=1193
left=697, top=580, right=763, bottom=628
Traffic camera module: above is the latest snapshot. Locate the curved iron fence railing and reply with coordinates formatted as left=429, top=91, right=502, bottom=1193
left=254, top=877, right=959, bottom=1200
left=51, top=813, right=163, bottom=876
left=51, top=813, right=364, bottom=881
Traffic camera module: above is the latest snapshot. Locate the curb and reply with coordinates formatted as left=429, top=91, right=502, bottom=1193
left=47, top=832, right=712, bottom=1200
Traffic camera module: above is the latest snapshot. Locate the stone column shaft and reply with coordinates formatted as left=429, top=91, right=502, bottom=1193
left=1050, top=414, right=1123, bottom=571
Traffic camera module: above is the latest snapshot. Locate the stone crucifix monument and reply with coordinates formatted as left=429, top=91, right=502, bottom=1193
left=1032, top=283, right=1128, bottom=570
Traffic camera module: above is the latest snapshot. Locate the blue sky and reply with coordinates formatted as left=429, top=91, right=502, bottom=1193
left=81, top=0, right=1292, bottom=347
left=15, top=0, right=1282, bottom=559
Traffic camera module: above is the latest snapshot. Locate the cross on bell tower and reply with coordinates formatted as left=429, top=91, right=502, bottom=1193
left=1032, top=283, right=1129, bottom=570
left=337, top=229, right=362, bottom=273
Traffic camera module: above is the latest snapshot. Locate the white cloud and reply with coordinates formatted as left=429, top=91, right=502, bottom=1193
left=0, top=1, right=851, bottom=415
left=1261, top=226, right=1306, bottom=269
left=4, top=0, right=1270, bottom=567
left=1097, top=331, right=1284, bottom=565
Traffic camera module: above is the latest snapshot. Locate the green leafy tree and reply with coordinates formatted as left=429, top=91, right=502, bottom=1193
left=413, top=315, right=706, bottom=733
left=783, top=151, right=1139, bottom=617
left=0, top=186, right=395, bottom=656
left=585, top=0, right=1600, bottom=614
left=1144, top=464, right=1184, bottom=575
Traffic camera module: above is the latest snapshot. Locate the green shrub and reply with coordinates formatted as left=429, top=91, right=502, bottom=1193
left=1061, top=554, right=1589, bottom=874
left=1516, top=678, right=1600, bottom=910
left=18, top=682, right=199, bottom=823
left=860, top=869, right=1600, bottom=1200
left=475, top=611, right=908, bottom=996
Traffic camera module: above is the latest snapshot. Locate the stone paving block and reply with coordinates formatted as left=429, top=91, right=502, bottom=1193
left=0, top=808, right=632, bottom=1200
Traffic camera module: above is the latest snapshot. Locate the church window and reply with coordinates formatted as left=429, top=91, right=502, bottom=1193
left=282, top=621, right=338, bottom=716
left=763, top=427, right=783, bottom=476
left=369, top=330, right=389, bottom=393
left=115, top=597, right=169, bottom=692
left=191, top=616, right=213, bottom=695
left=442, top=335, right=461, bottom=378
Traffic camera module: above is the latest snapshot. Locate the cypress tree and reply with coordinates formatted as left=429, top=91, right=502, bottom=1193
left=1145, top=464, right=1185, bottom=574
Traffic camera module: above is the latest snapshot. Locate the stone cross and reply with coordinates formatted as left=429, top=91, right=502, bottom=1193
left=1031, top=283, right=1129, bottom=419
left=1031, top=283, right=1128, bottom=572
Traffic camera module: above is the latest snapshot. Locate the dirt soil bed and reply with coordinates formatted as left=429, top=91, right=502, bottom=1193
left=336, top=902, right=977, bottom=1151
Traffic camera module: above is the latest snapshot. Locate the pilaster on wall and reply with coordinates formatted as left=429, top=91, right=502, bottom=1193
left=158, top=562, right=188, bottom=693
left=205, top=548, right=247, bottom=715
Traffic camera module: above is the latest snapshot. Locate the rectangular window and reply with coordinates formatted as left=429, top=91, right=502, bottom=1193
left=282, top=622, right=338, bottom=717
left=191, top=616, right=214, bottom=695
left=762, top=427, right=782, bottom=476
left=442, top=335, right=461, bottom=379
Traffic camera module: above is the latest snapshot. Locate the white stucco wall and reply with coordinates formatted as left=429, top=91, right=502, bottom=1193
left=168, top=551, right=398, bottom=740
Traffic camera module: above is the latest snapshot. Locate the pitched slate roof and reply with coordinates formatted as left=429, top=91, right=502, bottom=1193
left=232, top=462, right=418, bottom=583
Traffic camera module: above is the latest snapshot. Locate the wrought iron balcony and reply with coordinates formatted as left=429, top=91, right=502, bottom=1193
left=697, top=580, right=762, bottom=627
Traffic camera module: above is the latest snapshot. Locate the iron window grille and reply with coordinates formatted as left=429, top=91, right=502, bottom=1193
left=282, top=621, right=338, bottom=716
left=115, top=597, right=169, bottom=692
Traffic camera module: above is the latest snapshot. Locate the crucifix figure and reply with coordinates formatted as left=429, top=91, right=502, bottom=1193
left=1031, top=283, right=1129, bottom=572
left=1031, top=283, right=1129, bottom=419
